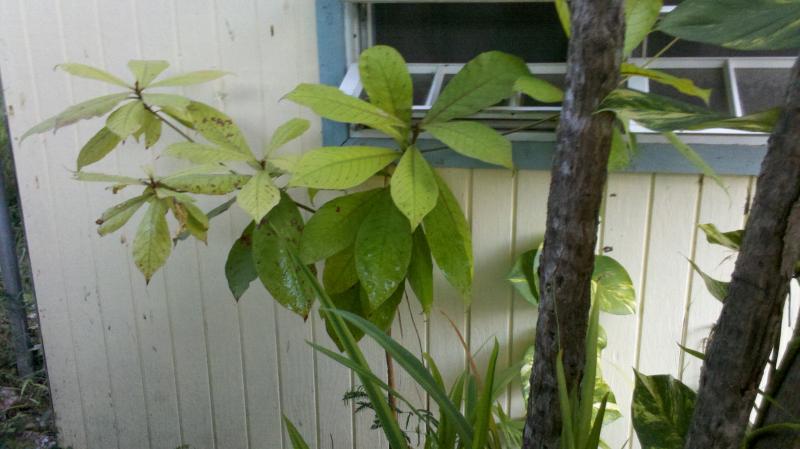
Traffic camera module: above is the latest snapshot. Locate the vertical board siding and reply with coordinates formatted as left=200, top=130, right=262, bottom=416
left=0, top=3, right=792, bottom=448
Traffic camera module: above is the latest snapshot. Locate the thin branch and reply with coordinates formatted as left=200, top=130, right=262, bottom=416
left=145, top=104, right=196, bottom=143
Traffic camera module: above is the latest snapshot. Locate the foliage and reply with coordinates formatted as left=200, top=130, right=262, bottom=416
left=631, top=372, right=697, bottom=449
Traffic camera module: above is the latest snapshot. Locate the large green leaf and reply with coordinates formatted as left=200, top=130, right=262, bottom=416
left=148, top=70, right=229, bottom=88
left=161, top=170, right=249, bottom=195
left=299, top=189, right=381, bottom=264
left=514, top=75, right=564, bottom=103
left=620, top=63, right=711, bottom=104
left=127, top=60, right=169, bottom=88
left=688, top=260, right=729, bottom=302
left=390, top=146, right=439, bottom=229
left=225, top=223, right=258, bottom=301
left=236, top=170, right=280, bottom=223
left=265, top=118, right=311, bottom=156
left=423, top=51, right=529, bottom=124
left=359, top=45, right=413, bottom=125
left=323, top=246, right=360, bottom=294
left=163, top=142, right=255, bottom=164
left=58, top=63, right=130, bottom=88
left=599, top=89, right=779, bottom=133
left=186, top=101, right=253, bottom=156
left=423, top=172, right=473, bottom=299
left=77, top=127, right=122, bottom=170
left=288, top=146, right=399, bottom=190
left=507, top=247, right=540, bottom=305
left=252, top=193, right=315, bottom=318
left=423, top=121, right=513, bottom=168
left=407, top=228, right=433, bottom=314
left=133, top=199, right=172, bottom=282
left=632, top=372, right=696, bottom=449
left=106, top=100, right=147, bottom=138
left=21, top=93, right=131, bottom=140
left=659, top=0, right=800, bottom=51
left=592, top=255, right=636, bottom=315
left=355, top=190, right=413, bottom=310
left=285, top=83, right=405, bottom=140
left=624, top=0, right=663, bottom=55
left=698, top=223, right=742, bottom=251
left=96, top=193, right=151, bottom=236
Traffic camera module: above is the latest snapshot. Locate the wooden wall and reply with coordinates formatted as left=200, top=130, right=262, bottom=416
left=1, top=1, right=796, bottom=448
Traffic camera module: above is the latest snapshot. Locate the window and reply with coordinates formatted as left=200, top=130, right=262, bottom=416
left=337, top=1, right=795, bottom=142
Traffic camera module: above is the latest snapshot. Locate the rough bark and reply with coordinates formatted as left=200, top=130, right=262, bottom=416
left=520, top=1, right=624, bottom=448
left=685, top=57, right=800, bottom=449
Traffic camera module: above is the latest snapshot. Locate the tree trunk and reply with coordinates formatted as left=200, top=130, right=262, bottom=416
left=520, top=1, right=624, bottom=447
left=685, top=57, right=800, bottom=449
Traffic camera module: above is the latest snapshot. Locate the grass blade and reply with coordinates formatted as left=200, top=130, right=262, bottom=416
left=472, top=340, right=499, bottom=449
left=283, top=416, right=312, bottom=449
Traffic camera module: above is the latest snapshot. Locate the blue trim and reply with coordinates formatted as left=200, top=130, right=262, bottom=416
left=315, top=0, right=349, bottom=146
left=346, top=138, right=767, bottom=176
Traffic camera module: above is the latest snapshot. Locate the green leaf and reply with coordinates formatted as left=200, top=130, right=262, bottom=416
left=267, top=155, right=299, bottom=174
left=514, top=75, right=564, bottom=103
left=163, top=142, right=255, bottom=164
left=678, top=344, right=705, bottom=361
left=390, top=146, right=439, bottom=229
left=322, top=285, right=367, bottom=346
left=362, top=283, right=404, bottom=333
left=140, top=112, right=162, bottom=148
left=283, top=416, right=311, bottom=449
left=141, top=93, right=191, bottom=112
left=355, top=190, right=413, bottom=309
left=148, top=70, right=229, bottom=88
left=21, top=93, right=131, bottom=140
left=74, top=171, right=144, bottom=185
left=161, top=169, right=250, bottom=195
left=658, top=0, right=800, bottom=51
left=96, top=193, right=150, bottom=236
left=472, top=340, right=499, bottom=449
left=698, top=223, right=742, bottom=251
left=299, top=189, right=381, bottom=264
left=599, top=89, right=778, bottom=133
left=127, top=60, right=169, bottom=88
left=555, top=0, right=571, bottom=37
left=225, top=223, right=258, bottom=301
left=186, top=101, right=253, bottom=156
left=359, top=45, right=413, bottom=125
left=624, top=0, right=663, bottom=56
left=76, top=127, right=122, bottom=170
left=323, top=246, right=359, bottom=294
left=423, top=51, right=529, bottom=124
left=663, top=131, right=726, bottom=191
left=288, top=146, right=399, bottom=190
left=236, top=170, right=280, bottom=223
left=621, top=63, right=711, bottom=104
left=423, top=121, right=513, bottom=168
left=577, top=300, right=602, bottom=447
left=265, top=118, right=311, bottom=156
left=607, top=125, right=633, bottom=171
left=507, top=247, right=540, bottom=305
left=556, top=351, right=576, bottom=449
left=133, top=199, right=172, bottom=282
left=58, top=63, right=130, bottom=88
left=592, top=255, right=637, bottom=315
left=285, top=83, right=406, bottom=140
left=106, top=100, right=147, bottom=138
left=170, top=199, right=209, bottom=243
left=407, top=228, right=433, bottom=314
left=688, top=260, right=729, bottom=302
left=252, top=193, right=315, bottom=318
left=423, top=172, right=473, bottom=299
left=631, top=371, right=696, bottom=449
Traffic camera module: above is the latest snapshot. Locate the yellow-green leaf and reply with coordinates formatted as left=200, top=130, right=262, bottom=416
left=621, top=63, right=711, bottom=104
left=149, top=70, right=229, bottom=88
left=289, top=146, right=399, bottom=190
left=663, top=131, right=725, bottom=190
left=265, top=118, right=311, bottom=156
left=555, top=0, right=571, bottom=37
left=236, top=171, right=280, bottom=223
left=161, top=168, right=250, bottom=195
left=77, top=127, right=122, bottom=170
left=423, top=121, right=513, bottom=168
left=140, top=112, right=162, bottom=148
left=359, top=45, right=413, bottom=125
left=592, top=255, right=637, bottom=315
left=407, top=228, right=433, bottom=314
left=58, top=63, right=131, bottom=88
left=97, top=193, right=150, bottom=236
left=514, top=75, right=564, bottom=103
left=163, top=142, right=254, bottom=164
left=21, top=93, right=131, bottom=140
left=74, top=171, right=144, bottom=185
left=186, top=101, right=253, bottom=156
left=141, top=93, right=192, bottom=112
left=423, top=51, right=529, bottom=124
left=133, top=199, right=172, bottom=282
left=390, top=146, right=438, bottom=229
left=171, top=199, right=209, bottom=243
left=624, top=0, right=663, bottom=56
left=128, top=60, right=169, bottom=88
left=106, top=101, right=147, bottom=138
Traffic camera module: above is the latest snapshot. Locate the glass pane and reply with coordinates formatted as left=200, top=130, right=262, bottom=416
left=520, top=73, right=566, bottom=106
left=735, top=68, right=793, bottom=114
left=412, top=73, right=434, bottom=105
left=645, top=31, right=797, bottom=57
left=647, top=68, right=730, bottom=113
left=373, top=3, right=568, bottom=63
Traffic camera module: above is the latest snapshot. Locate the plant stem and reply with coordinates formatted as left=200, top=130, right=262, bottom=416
left=385, top=330, right=399, bottom=420
left=144, top=104, right=196, bottom=143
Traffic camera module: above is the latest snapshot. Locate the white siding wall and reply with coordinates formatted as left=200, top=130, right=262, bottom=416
left=1, top=2, right=796, bottom=448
